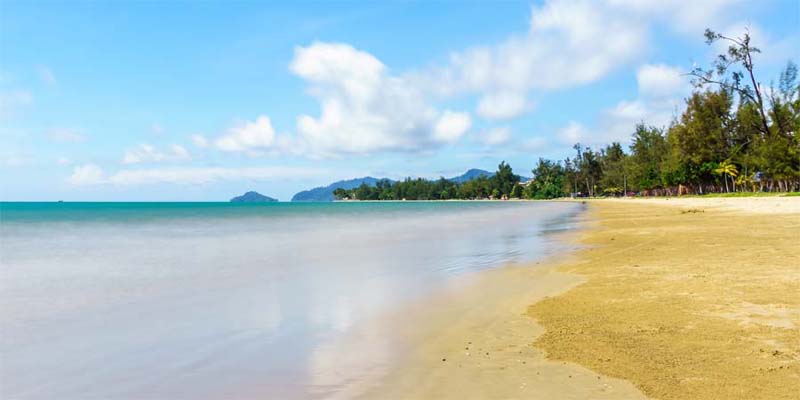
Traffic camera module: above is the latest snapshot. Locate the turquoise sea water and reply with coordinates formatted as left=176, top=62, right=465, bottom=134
left=0, top=201, right=583, bottom=399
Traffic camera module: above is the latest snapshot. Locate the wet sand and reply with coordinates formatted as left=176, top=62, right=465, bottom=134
left=358, top=221, right=647, bottom=399
left=366, top=197, right=799, bottom=399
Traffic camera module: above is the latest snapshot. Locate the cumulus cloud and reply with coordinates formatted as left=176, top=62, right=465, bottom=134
left=197, top=1, right=735, bottom=157
left=557, top=121, right=588, bottom=145
left=215, top=115, right=276, bottom=153
left=557, top=101, right=678, bottom=148
left=481, top=127, right=512, bottom=146
left=422, top=0, right=648, bottom=120
left=637, top=64, right=686, bottom=98
left=68, top=163, right=105, bottom=185
left=122, top=144, right=191, bottom=164
left=521, top=136, right=548, bottom=151
left=414, top=0, right=738, bottom=121
left=290, top=42, right=472, bottom=157
left=47, top=128, right=86, bottom=143
left=557, top=63, right=688, bottom=146
left=607, top=0, right=737, bottom=35
left=476, top=92, right=530, bottom=120
left=433, top=111, right=472, bottom=143
left=68, top=164, right=325, bottom=186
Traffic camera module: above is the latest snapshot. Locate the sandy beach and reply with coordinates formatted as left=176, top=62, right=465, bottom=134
left=366, top=196, right=799, bottom=399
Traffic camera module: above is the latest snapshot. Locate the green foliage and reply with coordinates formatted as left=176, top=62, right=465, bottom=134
left=629, top=124, right=668, bottom=190
left=491, top=161, right=520, bottom=197
left=527, top=158, right=567, bottom=199
left=332, top=161, right=522, bottom=200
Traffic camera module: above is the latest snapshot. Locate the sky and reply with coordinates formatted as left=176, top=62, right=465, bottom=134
left=1, top=0, right=798, bottom=201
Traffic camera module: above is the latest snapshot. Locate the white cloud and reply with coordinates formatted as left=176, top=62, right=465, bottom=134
left=68, top=164, right=325, bottom=186
left=637, top=64, right=686, bottom=98
left=215, top=115, right=277, bottom=153
left=607, top=0, right=738, bottom=36
left=56, top=157, right=71, bottom=165
left=47, top=127, right=86, bottom=143
left=481, top=127, right=512, bottom=146
left=414, top=0, right=738, bottom=120
left=557, top=100, right=677, bottom=148
left=476, top=91, right=529, bottom=120
left=433, top=111, right=471, bottom=143
left=290, top=42, right=471, bottom=156
left=558, top=121, right=588, bottom=145
left=424, top=0, right=648, bottom=117
left=556, top=111, right=668, bottom=149
left=122, top=144, right=191, bottom=164
left=68, top=163, right=105, bottom=185
left=521, top=136, right=548, bottom=151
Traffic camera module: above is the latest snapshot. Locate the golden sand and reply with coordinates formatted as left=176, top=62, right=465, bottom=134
left=531, top=198, right=800, bottom=399
left=361, top=197, right=798, bottom=399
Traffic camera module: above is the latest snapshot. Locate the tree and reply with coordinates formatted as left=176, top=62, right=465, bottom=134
left=510, top=184, right=523, bottom=199
left=332, top=188, right=349, bottom=200
left=528, top=158, right=566, bottom=199
left=491, top=161, right=520, bottom=197
left=714, top=159, right=739, bottom=192
left=689, top=28, right=773, bottom=137
left=628, top=124, right=668, bottom=191
left=599, top=142, right=627, bottom=195
left=572, top=143, right=602, bottom=196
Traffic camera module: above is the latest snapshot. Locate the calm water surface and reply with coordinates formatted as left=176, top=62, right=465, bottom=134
left=0, top=201, right=582, bottom=399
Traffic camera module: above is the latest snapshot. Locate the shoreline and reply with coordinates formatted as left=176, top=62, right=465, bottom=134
left=356, top=202, right=646, bottom=399
left=362, top=197, right=799, bottom=399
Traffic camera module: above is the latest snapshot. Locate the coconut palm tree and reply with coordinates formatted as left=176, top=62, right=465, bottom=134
left=714, top=159, right=739, bottom=192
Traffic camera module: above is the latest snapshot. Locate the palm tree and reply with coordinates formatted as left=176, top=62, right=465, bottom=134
left=734, top=174, right=756, bottom=192
left=714, top=159, right=739, bottom=192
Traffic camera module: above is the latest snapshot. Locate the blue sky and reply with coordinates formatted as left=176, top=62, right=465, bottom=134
left=1, top=0, right=798, bottom=201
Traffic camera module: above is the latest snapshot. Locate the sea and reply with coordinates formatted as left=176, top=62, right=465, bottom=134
left=0, top=201, right=583, bottom=399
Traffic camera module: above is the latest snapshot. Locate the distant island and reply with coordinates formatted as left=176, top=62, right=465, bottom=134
left=230, top=191, right=278, bottom=203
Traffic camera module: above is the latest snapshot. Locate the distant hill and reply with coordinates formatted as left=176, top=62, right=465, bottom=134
left=290, top=177, right=384, bottom=202
left=230, top=191, right=278, bottom=203
left=448, top=168, right=493, bottom=183
left=447, top=168, right=530, bottom=183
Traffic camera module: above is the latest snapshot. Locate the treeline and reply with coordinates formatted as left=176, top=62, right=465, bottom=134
left=333, top=162, right=524, bottom=200
left=334, top=29, right=799, bottom=200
